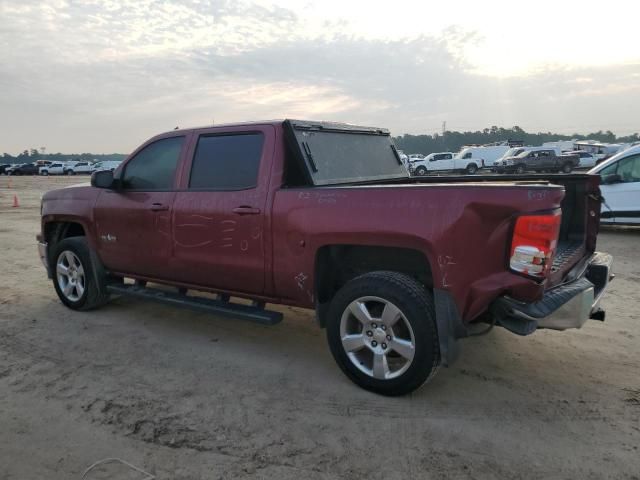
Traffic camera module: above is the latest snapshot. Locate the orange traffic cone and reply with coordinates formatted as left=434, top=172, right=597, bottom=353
left=12, top=194, right=19, bottom=207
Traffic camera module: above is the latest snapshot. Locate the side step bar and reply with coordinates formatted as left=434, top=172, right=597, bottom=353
left=106, top=283, right=283, bottom=326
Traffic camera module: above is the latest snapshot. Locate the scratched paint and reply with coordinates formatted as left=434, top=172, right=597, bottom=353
left=437, top=254, right=457, bottom=288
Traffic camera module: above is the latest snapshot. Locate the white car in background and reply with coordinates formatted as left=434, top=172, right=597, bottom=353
left=589, top=145, right=640, bottom=225
left=39, top=162, right=65, bottom=175
left=570, top=151, right=597, bottom=169
left=64, top=161, right=93, bottom=175
left=410, top=152, right=466, bottom=175
left=457, top=145, right=511, bottom=171
left=91, top=160, right=122, bottom=173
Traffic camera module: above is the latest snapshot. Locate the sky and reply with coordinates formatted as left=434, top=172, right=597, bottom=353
left=0, top=0, right=639, bottom=154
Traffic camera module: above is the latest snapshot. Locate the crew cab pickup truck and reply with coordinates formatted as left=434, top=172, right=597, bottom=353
left=39, top=162, right=66, bottom=175
left=495, top=148, right=580, bottom=174
left=65, top=161, right=93, bottom=175
left=37, top=120, right=613, bottom=395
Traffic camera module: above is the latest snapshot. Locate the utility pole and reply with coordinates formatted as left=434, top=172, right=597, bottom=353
left=442, top=121, right=447, bottom=149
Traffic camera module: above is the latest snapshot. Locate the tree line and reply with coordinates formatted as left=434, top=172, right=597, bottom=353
left=1, top=150, right=126, bottom=164
left=3, top=126, right=639, bottom=162
left=393, top=126, right=640, bottom=155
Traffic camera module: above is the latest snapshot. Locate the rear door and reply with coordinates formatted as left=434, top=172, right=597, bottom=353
left=94, top=134, right=188, bottom=279
left=599, top=153, right=640, bottom=223
left=170, top=125, right=274, bottom=294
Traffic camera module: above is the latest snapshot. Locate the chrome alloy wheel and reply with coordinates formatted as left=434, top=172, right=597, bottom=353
left=339, top=296, right=416, bottom=380
left=56, top=250, right=86, bottom=302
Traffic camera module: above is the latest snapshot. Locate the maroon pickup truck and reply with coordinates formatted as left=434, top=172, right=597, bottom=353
left=37, top=120, right=613, bottom=395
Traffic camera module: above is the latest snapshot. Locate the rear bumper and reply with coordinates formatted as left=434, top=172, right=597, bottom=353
left=491, top=252, right=613, bottom=335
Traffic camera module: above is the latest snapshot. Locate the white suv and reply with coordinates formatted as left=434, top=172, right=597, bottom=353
left=589, top=145, right=640, bottom=225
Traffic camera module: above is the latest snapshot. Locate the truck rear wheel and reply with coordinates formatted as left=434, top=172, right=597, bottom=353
left=326, top=271, right=440, bottom=396
left=51, top=237, right=110, bottom=311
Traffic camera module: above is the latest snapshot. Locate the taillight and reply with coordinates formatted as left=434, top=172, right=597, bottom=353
left=510, top=213, right=561, bottom=278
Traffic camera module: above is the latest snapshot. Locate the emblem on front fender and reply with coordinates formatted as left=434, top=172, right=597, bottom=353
left=100, top=233, right=117, bottom=242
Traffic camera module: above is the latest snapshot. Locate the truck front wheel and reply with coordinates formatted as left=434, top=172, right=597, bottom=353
left=465, top=163, right=478, bottom=174
left=326, top=271, right=440, bottom=396
left=414, top=166, right=427, bottom=176
left=51, top=237, right=110, bottom=311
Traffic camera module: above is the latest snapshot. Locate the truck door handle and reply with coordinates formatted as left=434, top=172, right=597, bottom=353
left=150, top=203, right=169, bottom=211
left=232, top=206, right=261, bottom=215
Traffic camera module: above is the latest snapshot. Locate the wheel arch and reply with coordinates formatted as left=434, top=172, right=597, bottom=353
left=313, top=243, right=464, bottom=367
left=314, top=244, right=434, bottom=325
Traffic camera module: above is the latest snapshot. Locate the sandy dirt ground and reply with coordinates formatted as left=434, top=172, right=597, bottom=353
left=0, top=175, right=638, bottom=480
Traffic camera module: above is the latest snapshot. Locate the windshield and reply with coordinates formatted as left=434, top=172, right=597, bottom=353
left=502, top=148, right=523, bottom=158
left=515, top=150, right=530, bottom=158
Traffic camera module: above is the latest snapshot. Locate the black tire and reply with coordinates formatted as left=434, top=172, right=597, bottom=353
left=50, top=237, right=110, bottom=311
left=66, top=170, right=75, bottom=176
left=326, top=271, right=440, bottom=396
left=415, top=166, right=427, bottom=176
left=515, top=164, right=526, bottom=174
left=466, top=163, right=478, bottom=174
left=562, top=162, right=573, bottom=173
left=41, top=171, right=49, bottom=176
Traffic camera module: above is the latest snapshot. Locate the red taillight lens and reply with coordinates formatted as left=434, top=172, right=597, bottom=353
left=510, top=213, right=561, bottom=278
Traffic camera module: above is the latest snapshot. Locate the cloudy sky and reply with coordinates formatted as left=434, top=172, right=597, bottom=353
left=1, top=0, right=639, bottom=154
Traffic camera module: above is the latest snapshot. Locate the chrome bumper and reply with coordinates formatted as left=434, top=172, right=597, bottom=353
left=38, top=241, right=50, bottom=277
left=492, top=252, right=614, bottom=334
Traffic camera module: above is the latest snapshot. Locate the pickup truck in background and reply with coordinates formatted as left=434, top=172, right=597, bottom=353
left=65, top=161, right=93, bottom=175
left=37, top=120, right=613, bottom=395
left=39, top=162, right=66, bottom=175
left=7, top=162, right=40, bottom=175
left=408, top=152, right=457, bottom=175
left=494, top=148, right=579, bottom=174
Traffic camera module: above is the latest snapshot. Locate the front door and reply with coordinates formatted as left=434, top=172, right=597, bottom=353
left=94, top=135, right=187, bottom=279
left=599, top=153, right=640, bottom=223
left=433, top=153, right=454, bottom=171
left=171, top=126, right=274, bottom=295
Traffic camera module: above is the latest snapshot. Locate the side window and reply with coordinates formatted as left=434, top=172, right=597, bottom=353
left=189, top=133, right=264, bottom=190
left=434, top=154, right=443, bottom=161
left=445, top=154, right=452, bottom=159
left=463, top=152, right=472, bottom=159
left=122, top=136, right=184, bottom=190
left=617, top=155, right=640, bottom=183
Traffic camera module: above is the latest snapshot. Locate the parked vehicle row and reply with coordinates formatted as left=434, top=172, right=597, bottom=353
left=0, top=160, right=121, bottom=175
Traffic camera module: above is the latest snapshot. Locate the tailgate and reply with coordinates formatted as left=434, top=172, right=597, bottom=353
left=546, top=174, right=601, bottom=287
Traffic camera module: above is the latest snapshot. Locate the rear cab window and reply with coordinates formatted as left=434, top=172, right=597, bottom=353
left=188, top=133, right=264, bottom=190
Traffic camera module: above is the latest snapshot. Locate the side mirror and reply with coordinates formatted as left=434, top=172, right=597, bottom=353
left=91, top=170, right=115, bottom=189
left=602, top=173, right=622, bottom=185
